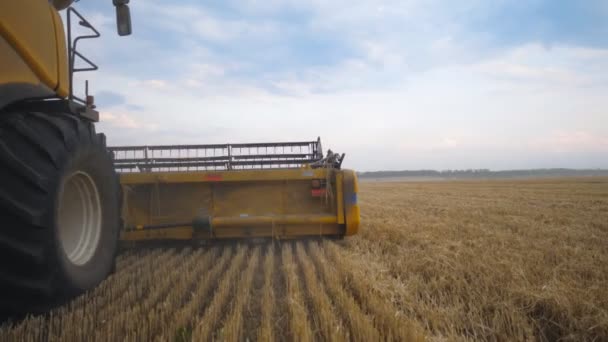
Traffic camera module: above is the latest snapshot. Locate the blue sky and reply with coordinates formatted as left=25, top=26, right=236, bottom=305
left=70, top=0, right=608, bottom=171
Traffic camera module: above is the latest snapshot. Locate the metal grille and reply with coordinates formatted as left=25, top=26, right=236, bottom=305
left=109, top=138, right=324, bottom=173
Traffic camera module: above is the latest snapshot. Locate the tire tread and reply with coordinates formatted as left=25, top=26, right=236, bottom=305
left=0, top=111, right=118, bottom=313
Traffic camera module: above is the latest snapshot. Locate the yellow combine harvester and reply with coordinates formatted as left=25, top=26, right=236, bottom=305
left=110, top=139, right=359, bottom=241
left=0, top=1, right=358, bottom=313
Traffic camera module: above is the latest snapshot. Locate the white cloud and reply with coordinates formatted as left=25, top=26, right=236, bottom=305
left=100, top=112, right=138, bottom=129
left=442, top=137, right=460, bottom=148
left=139, top=2, right=280, bottom=43
left=140, top=79, right=168, bottom=89
left=184, top=79, right=203, bottom=88
left=533, top=131, right=608, bottom=152
left=472, top=44, right=608, bottom=87
left=190, top=63, right=226, bottom=78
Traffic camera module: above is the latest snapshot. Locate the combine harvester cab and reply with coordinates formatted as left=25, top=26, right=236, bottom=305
left=110, top=138, right=359, bottom=241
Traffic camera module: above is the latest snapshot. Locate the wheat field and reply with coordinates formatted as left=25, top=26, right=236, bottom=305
left=1, top=178, right=607, bottom=341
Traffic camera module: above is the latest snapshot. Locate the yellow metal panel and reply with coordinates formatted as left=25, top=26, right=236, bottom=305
left=213, top=181, right=329, bottom=217
left=0, top=36, right=43, bottom=86
left=50, top=8, right=69, bottom=97
left=123, top=181, right=333, bottom=225
left=0, top=1, right=59, bottom=90
left=212, top=215, right=337, bottom=226
left=121, top=227, right=193, bottom=241
left=342, top=169, right=360, bottom=236
left=336, top=172, right=345, bottom=224
left=119, top=168, right=352, bottom=240
left=119, top=168, right=330, bottom=185
left=120, top=224, right=343, bottom=241
left=210, top=224, right=343, bottom=239
left=122, top=182, right=212, bottom=228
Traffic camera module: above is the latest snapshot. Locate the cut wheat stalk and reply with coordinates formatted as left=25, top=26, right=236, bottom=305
left=93, top=248, right=195, bottom=340
left=257, top=245, right=276, bottom=342
left=220, top=246, right=261, bottom=341
left=192, top=244, right=250, bottom=341
left=46, top=248, right=184, bottom=341
left=323, top=240, right=424, bottom=341
left=296, top=241, right=347, bottom=341
left=308, top=241, right=380, bottom=342
left=282, top=243, right=314, bottom=342
left=158, top=246, right=235, bottom=341
left=257, top=244, right=276, bottom=341
left=126, top=248, right=220, bottom=340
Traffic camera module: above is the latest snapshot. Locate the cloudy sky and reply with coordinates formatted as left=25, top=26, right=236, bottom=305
left=70, top=0, right=608, bottom=171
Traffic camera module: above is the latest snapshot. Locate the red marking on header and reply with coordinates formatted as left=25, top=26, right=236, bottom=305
left=311, top=188, right=326, bottom=197
left=205, top=174, right=223, bottom=181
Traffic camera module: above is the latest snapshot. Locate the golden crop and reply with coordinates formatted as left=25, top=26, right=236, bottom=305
left=1, top=178, right=606, bottom=341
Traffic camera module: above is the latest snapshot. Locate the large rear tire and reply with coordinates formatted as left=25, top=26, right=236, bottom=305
left=0, top=111, right=120, bottom=313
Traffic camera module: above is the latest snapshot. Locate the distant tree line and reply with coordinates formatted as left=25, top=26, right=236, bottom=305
left=357, top=168, right=608, bottom=179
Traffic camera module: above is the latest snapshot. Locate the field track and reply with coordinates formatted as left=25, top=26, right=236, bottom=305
left=1, top=178, right=607, bottom=341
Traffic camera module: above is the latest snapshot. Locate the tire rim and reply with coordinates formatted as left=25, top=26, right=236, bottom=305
left=58, top=171, right=102, bottom=266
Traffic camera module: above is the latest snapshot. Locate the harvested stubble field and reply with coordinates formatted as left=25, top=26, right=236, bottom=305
left=1, top=178, right=607, bottom=341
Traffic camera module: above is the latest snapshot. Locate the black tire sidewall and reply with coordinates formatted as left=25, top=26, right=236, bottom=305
left=52, top=142, right=119, bottom=292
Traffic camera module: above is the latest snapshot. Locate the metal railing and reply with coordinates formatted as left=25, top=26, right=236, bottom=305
left=67, top=7, right=100, bottom=107
left=109, top=138, right=324, bottom=173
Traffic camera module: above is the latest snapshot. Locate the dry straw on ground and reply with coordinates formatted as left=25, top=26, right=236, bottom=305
left=1, top=177, right=606, bottom=341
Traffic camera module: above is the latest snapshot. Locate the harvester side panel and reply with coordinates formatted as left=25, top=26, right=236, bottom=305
left=119, top=169, right=355, bottom=240
left=113, top=139, right=359, bottom=241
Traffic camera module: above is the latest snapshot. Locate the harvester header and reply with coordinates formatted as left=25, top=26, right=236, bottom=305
left=110, top=138, right=359, bottom=241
